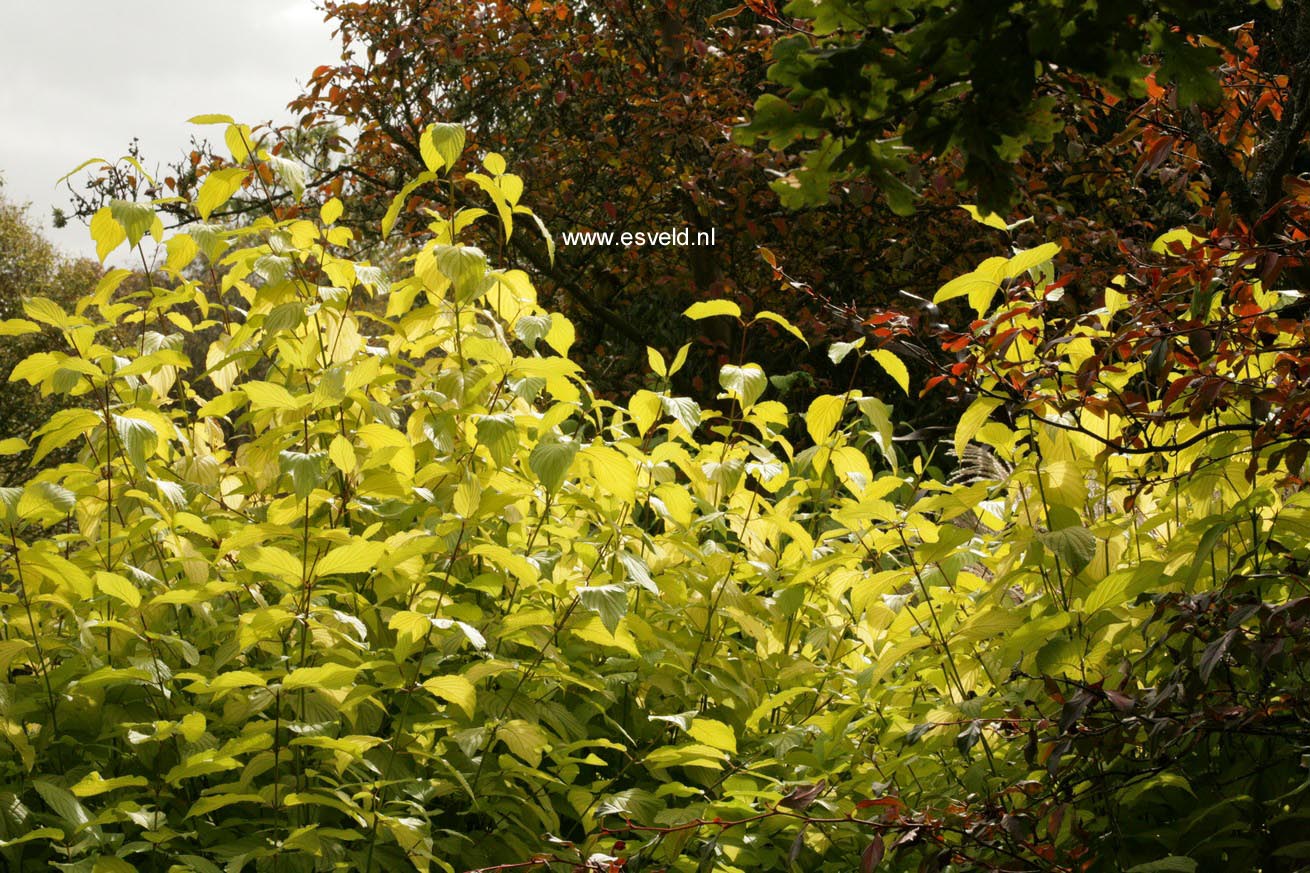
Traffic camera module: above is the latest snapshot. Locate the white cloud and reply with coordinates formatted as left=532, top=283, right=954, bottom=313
left=0, top=0, right=336, bottom=260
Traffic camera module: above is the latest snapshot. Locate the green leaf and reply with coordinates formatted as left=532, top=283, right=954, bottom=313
left=0, top=487, right=20, bottom=522
left=1155, top=30, right=1223, bottom=106
left=0, top=828, right=64, bottom=849
left=422, top=122, right=466, bottom=173
left=578, top=584, right=627, bottom=634
left=90, top=206, right=127, bottom=262
left=113, top=415, right=158, bottom=470
left=954, top=396, right=1003, bottom=459
left=529, top=437, right=579, bottom=492
left=69, top=772, right=148, bottom=798
left=1184, top=523, right=1227, bottom=584
left=688, top=718, right=737, bottom=754
left=869, top=349, right=909, bottom=394
left=719, top=363, right=767, bottom=409
left=961, top=205, right=1010, bottom=230
left=1004, top=242, right=1061, bottom=279
left=195, top=168, right=249, bottom=220
left=1126, top=859, right=1198, bottom=873
left=0, top=639, right=31, bottom=673
left=175, top=856, right=225, bottom=873
left=266, top=155, right=306, bottom=199
left=753, top=310, right=807, bottom=344
left=1083, top=568, right=1130, bottom=613
left=95, top=572, right=141, bottom=609
left=316, top=539, right=387, bottom=576
left=381, top=171, right=437, bottom=238
left=437, top=244, right=489, bottom=299
left=660, top=396, right=701, bottom=434
left=955, top=606, right=1023, bottom=643
left=806, top=394, right=845, bottom=444
left=684, top=300, right=741, bottom=320
left=17, top=481, right=76, bottom=520
left=263, top=301, right=306, bottom=336
left=422, top=675, right=477, bottom=718
left=856, top=397, right=898, bottom=473
left=516, top=314, right=553, bottom=349
left=618, top=551, right=658, bottom=594
left=279, top=450, right=326, bottom=500
left=282, top=664, right=358, bottom=690
left=33, top=779, right=91, bottom=831
left=182, top=791, right=260, bottom=817
left=1083, top=561, right=1162, bottom=613
left=109, top=199, right=156, bottom=248
left=476, top=413, right=519, bottom=467
left=498, top=719, right=548, bottom=766
left=828, top=337, right=865, bottom=364
left=1039, top=526, right=1097, bottom=575
left=434, top=618, right=487, bottom=650
left=595, top=788, right=661, bottom=822
left=23, top=548, right=93, bottom=597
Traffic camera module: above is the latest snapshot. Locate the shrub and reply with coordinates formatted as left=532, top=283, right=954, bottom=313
left=2, top=119, right=1307, bottom=873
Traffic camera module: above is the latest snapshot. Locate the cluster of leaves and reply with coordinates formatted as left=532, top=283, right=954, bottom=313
left=6, top=117, right=1310, bottom=873
left=740, top=0, right=1283, bottom=213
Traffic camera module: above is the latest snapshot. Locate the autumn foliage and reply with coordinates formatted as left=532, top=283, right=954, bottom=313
left=9, top=0, right=1310, bottom=870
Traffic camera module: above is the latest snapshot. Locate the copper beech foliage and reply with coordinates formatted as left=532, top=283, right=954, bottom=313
left=285, top=0, right=937, bottom=387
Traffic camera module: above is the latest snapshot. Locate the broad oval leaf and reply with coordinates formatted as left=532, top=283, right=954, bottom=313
left=683, top=300, right=741, bottom=320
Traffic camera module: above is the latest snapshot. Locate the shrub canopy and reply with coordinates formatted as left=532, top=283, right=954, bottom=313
left=2, top=122, right=1309, bottom=873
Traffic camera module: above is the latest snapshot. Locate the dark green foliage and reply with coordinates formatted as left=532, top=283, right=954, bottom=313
left=740, top=0, right=1267, bottom=212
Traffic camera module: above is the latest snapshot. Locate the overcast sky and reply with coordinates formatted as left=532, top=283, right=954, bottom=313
left=0, top=1, right=337, bottom=260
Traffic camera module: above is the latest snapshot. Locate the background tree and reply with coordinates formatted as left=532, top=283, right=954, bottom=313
left=65, top=1, right=1015, bottom=406
left=0, top=181, right=100, bottom=484
left=61, top=2, right=1310, bottom=433
left=739, top=0, right=1286, bottom=213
